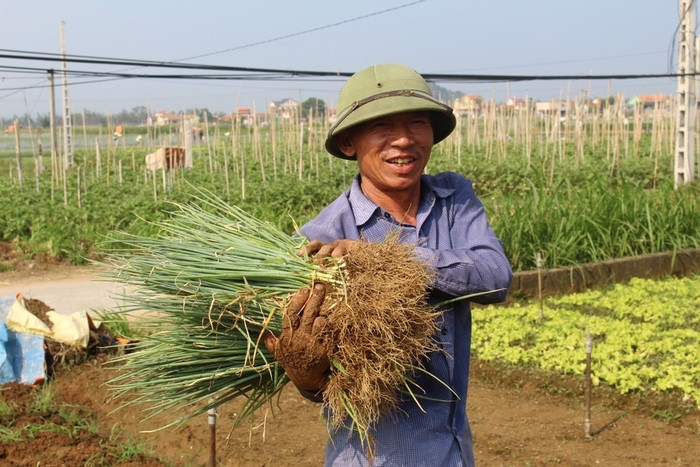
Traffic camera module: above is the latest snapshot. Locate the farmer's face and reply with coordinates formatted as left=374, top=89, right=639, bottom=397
left=337, top=111, right=434, bottom=198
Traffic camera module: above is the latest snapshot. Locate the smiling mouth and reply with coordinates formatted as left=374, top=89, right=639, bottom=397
left=387, top=157, right=414, bottom=166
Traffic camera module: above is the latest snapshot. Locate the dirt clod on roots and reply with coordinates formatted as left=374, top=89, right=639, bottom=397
left=319, top=236, right=439, bottom=440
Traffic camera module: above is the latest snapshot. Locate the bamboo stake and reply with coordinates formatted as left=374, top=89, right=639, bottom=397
left=47, top=69, right=60, bottom=202
left=240, top=122, right=246, bottom=200
left=574, top=93, right=584, bottom=167
left=81, top=111, right=88, bottom=153
left=485, top=92, right=495, bottom=161
left=35, top=133, right=42, bottom=192
left=21, top=92, right=37, bottom=159
left=455, top=112, right=462, bottom=166
left=62, top=153, right=68, bottom=206
left=558, top=89, right=566, bottom=163
left=524, top=93, right=532, bottom=166
left=95, top=139, right=102, bottom=178
left=77, top=166, right=82, bottom=210
left=270, top=107, right=278, bottom=179
left=298, top=120, right=304, bottom=180
left=230, top=115, right=240, bottom=182
left=253, top=108, right=265, bottom=184
left=204, top=111, right=214, bottom=178
left=146, top=101, right=153, bottom=153
left=13, top=120, right=23, bottom=190
left=222, top=138, right=230, bottom=202
left=152, top=167, right=157, bottom=204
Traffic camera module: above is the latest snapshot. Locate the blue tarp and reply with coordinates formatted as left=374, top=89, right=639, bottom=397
left=0, top=297, right=46, bottom=385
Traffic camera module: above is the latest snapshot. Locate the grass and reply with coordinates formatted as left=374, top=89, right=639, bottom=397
left=0, top=398, right=17, bottom=418
left=29, top=384, right=57, bottom=414
left=0, top=376, right=166, bottom=464
left=100, top=426, right=160, bottom=464
left=0, top=425, right=24, bottom=443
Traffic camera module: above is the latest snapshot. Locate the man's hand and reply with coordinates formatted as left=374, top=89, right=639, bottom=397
left=304, top=239, right=359, bottom=259
left=264, top=283, right=331, bottom=393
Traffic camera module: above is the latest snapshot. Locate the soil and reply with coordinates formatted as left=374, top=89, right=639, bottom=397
left=1, top=261, right=699, bottom=466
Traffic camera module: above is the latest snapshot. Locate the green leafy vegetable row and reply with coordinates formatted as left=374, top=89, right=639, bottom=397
left=473, top=275, right=700, bottom=405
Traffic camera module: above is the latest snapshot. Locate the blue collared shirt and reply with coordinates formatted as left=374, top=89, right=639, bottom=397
left=300, top=171, right=513, bottom=467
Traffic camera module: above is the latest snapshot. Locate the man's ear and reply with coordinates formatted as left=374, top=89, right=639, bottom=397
left=335, top=131, right=356, bottom=158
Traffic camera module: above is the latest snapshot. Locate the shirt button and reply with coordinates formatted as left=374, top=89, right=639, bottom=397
left=383, top=212, right=391, bottom=219
left=441, top=327, right=449, bottom=335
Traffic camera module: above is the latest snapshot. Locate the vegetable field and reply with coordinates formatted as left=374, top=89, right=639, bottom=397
left=474, top=274, right=700, bottom=409
left=1, top=101, right=698, bottom=272
left=0, top=99, right=698, bottom=465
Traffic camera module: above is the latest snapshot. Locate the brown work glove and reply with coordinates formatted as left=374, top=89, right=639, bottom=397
left=264, top=283, right=332, bottom=393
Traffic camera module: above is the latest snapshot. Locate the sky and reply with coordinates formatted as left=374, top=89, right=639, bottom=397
left=0, top=0, right=688, bottom=119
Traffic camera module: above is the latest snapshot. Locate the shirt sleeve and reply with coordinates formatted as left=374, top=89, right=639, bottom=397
left=414, top=178, right=512, bottom=303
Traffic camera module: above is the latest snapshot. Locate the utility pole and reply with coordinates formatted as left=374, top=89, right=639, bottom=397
left=675, top=0, right=697, bottom=188
left=60, top=20, right=74, bottom=168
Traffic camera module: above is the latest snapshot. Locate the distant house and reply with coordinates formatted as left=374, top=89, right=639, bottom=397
left=181, top=113, right=200, bottom=125
left=626, top=94, right=670, bottom=108
left=235, top=107, right=255, bottom=125
left=535, top=100, right=567, bottom=117
left=151, top=111, right=201, bottom=127
left=152, top=110, right=180, bottom=126
left=504, top=97, right=530, bottom=110
left=452, top=94, right=482, bottom=115
left=269, top=98, right=300, bottom=120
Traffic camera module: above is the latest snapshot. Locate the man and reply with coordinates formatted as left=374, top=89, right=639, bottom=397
left=265, top=63, right=513, bottom=466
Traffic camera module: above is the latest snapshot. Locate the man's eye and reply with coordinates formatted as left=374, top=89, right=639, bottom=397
left=411, top=120, right=430, bottom=127
left=369, top=122, right=390, bottom=131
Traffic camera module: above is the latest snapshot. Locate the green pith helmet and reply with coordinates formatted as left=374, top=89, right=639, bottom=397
left=325, top=63, right=456, bottom=159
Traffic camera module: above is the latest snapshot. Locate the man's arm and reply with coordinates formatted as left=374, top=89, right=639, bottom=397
left=415, top=181, right=512, bottom=303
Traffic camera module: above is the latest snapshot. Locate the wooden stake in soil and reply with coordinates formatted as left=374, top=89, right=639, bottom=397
left=537, top=251, right=544, bottom=323
left=13, top=119, right=24, bottom=190
left=207, top=405, right=217, bottom=467
left=585, top=332, right=593, bottom=438
left=77, top=166, right=81, bottom=210
left=35, top=134, right=42, bottom=192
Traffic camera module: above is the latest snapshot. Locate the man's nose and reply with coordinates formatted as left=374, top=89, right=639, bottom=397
left=389, top=124, right=415, bottom=145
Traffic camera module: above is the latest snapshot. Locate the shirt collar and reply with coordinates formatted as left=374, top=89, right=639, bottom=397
left=347, top=174, right=456, bottom=227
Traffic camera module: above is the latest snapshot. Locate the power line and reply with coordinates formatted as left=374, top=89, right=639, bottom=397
left=0, top=50, right=340, bottom=76
left=176, top=0, right=428, bottom=62
left=1, top=49, right=695, bottom=87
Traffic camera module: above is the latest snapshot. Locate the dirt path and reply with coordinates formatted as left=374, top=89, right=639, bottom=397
left=0, top=263, right=126, bottom=317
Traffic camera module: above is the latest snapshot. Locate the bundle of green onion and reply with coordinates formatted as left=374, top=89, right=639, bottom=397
left=102, top=188, right=441, bottom=460
left=102, top=189, right=340, bottom=428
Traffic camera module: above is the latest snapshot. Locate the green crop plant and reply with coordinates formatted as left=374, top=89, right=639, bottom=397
left=473, top=274, right=700, bottom=406
left=0, top=117, right=697, bottom=274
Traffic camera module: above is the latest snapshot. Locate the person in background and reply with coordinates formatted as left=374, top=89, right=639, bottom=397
left=265, top=63, right=513, bottom=466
